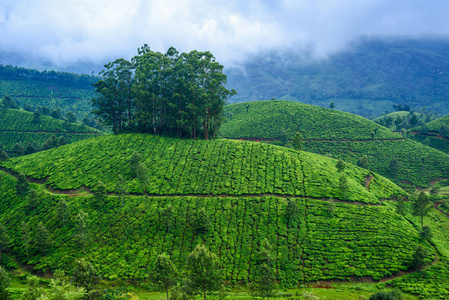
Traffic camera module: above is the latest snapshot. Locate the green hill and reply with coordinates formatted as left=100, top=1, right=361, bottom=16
left=222, top=101, right=449, bottom=188
left=0, top=108, right=100, bottom=153
left=0, top=64, right=97, bottom=118
left=0, top=133, right=442, bottom=296
left=1, top=134, right=402, bottom=203
left=410, top=114, right=449, bottom=155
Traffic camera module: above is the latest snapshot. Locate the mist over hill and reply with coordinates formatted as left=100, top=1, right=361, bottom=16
left=225, top=37, right=449, bottom=118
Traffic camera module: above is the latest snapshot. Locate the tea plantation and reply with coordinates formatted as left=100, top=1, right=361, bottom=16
left=1, top=134, right=404, bottom=203
left=222, top=101, right=449, bottom=188
left=410, top=114, right=449, bottom=155
left=0, top=108, right=100, bottom=152
left=1, top=134, right=448, bottom=298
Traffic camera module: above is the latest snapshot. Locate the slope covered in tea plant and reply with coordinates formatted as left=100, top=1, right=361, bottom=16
left=1, top=133, right=403, bottom=203
left=0, top=65, right=97, bottom=117
left=222, top=101, right=449, bottom=188
left=0, top=108, right=100, bottom=153
left=410, top=114, right=449, bottom=155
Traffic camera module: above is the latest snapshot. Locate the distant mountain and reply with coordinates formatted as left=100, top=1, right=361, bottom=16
left=225, top=38, right=449, bottom=118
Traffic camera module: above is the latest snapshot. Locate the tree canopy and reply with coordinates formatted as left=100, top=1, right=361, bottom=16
left=92, top=45, right=236, bottom=139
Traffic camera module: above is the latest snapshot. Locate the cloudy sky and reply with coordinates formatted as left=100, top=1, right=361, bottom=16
left=1, top=0, right=449, bottom=68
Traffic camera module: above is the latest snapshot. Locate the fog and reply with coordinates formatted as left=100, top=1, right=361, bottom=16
left=1, top=0, right=449, bottom=69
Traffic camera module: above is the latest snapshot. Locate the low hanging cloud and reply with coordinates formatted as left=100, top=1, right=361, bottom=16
left=1, top=0, right=449, bottom=68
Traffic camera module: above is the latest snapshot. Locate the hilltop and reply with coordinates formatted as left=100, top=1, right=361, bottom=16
left=1, top=133, right=443, bottom=298
left=0, top=108, right=100, bottom=154
left=222, top=101, right=449, bottom=188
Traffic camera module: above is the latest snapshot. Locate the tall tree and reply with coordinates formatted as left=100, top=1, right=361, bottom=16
left=335, top=159, right=346, bottom=173
left=136, top=163, right=149, bottom=194
left=16, top=172, right=29, bottom=198
left=160, top=205, right=174, bottom=233
left=56, top=198, right=70, bottom=225
left=26, top=188, right=40, bottom=212
left=0, top=224, right=10, bottom=261
left=116, top=174, right=127, bottom=208
left=186, top=244, right=222, bottom=300
left=339, top=173, right=349, bottom=200
left=151, top=253, right=178, bottom=300
left=412, top=191, right=433, bottom=226
left=292, top=132, right=303, bottom=152
left=72, top=259, right=100, bottom=293
left=396, top=196, right=407, bottom=217
left=250, top=263, right=276, bottom=300
left=93, top=180, right=108, bottom=209
left=73, top=210, right=90, bottom=254
left=285, top=199, right=299, bottom=226
left=0, top=266, right=10, bottom=300
left=34, top=222, right=52, bottom=255
left=21, top=222, right=31, bottom=258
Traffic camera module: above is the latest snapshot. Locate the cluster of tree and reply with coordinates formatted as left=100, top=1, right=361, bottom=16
left=392, top=104, right=411, bottom=112
left=5, top=135, right=67, bottom=159
left=375, top=110, right=434, bottom=131
left=0, top=96, right=19, bottom=109
left=0, top=64, right=98, bottom=89
left=92, top=45, right=235, bottom=139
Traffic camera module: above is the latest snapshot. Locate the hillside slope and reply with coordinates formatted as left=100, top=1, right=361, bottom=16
left=0, top=64, right=97, bottom=117
left=222, top=101, right=449, bottom=188
left=0, top=108, right=100, bottom=153
left=1, top=134, right=403, bottom=203
left=410, top=114, right=449, bottom=155
left=226, top=38, right=449, bottom=117
left=0, top=134, right=436, bottom=294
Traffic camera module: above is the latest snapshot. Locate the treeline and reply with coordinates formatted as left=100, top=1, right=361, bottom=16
left=0, top=64, right=98, bottom=89
left=92, top=45, right=235, bottom=139
left=0, top=95, right=102, bottom=130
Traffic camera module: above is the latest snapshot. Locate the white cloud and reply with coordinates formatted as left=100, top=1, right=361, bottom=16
left=1, top=0, right=449, bottom=67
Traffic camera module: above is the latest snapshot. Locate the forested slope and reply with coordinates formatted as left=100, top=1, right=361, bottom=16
left=0, top=108, right=100, bottom=153
left=222, top=101, right=449, bottom=188
left=0, top=134, right=436, bottom=294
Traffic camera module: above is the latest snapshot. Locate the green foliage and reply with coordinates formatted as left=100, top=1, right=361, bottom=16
left=222, top=101, right=449, bottom=189
left=194, top=209, right=211, bottom=235
left=151, top=253, right=178, bottom=300
left=410, top=245, right=429, bottom=270
left=21, top=221, right=31, bottom=258
left=16, top=171, right=29, bottom=198
left=186, top=244, right=222, bottom=300
left=74, top=210, right=91, bottom=254
left=395, top=196, right=407, bottom=217
left=1, top=134, right=404, bottom=203
left=115, top=174, right=127, bottom=208
left=336, top=159, right=346, bottom=173
left=419, top=225, right=432, bottom=241
left=93, top=181, right=108, bottom=210
left=0, top=266, right=10, bottom=300
left=72, top=259, right=100, bottom=292
left=292, top=132, right=303, bottom=152
left=56, top=199, right=70, bottom=225
left=34, top=222, right=53, bottom=255
left=250, top=263, right=276, bottom=300
left=411, top=192, right=432, bottom=226
left=0, top=108, right=100, bottom=153
left=369, top=289, right=403, bottom=300
left=285, top=199, right=299, bottom=226
left=26, top=188, right=40, bottom=211
left=92, top=47, right=235, bottom=138
left=22, top=276, right=43, bottom=299
left=0, top=223, right=10, bottom=255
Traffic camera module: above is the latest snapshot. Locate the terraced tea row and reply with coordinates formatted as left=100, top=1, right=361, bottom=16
left=222, top=101, right=449, bottom=188
left=1, top=134, right=404, bottom=203
left=0, top=171, right=429, bottom=287
left=0, top=108, right=100, bottom=152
